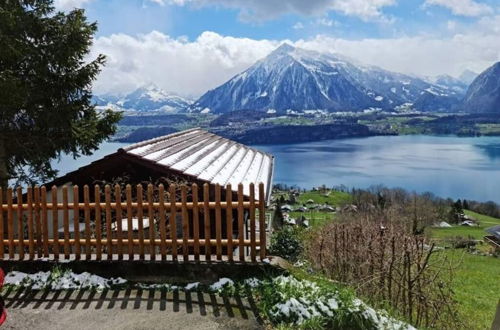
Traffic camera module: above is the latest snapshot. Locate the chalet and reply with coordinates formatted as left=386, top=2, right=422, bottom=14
left=485, top=225, right=500, bottom=250
left=42, top=128, right=275, bottom=242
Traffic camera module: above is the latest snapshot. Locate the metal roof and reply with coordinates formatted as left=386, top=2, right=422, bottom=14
left=486, top=225, right=500, bottom=240
left=120, top=128, right=274, bottom=200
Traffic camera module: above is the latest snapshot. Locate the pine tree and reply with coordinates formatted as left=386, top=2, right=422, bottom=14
left=0, top=0, right=121, bottom=189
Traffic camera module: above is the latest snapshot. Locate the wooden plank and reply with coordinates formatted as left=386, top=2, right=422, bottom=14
left=226, top=184, right=233, bottom=262
left=126, top=184, right=134, bottom=259
left=34, top=186, right=42, bottom=258
left=137, top=185, right=145, bottom=260
left=147, top=184, right=155, bottom=260
left=192, top=184, right=200, bottom=260
left=105, top=185, right=112, bottom=260
left=159, top=184, right=167, bottom=260
left=73, top=186, right=80, bottom=259
left=84, top=185, right=91, bottom=260
left=249, top=183, right=256, bottom=262
left=114, top=185, right=123, bottom=260
left=169, top=185, right=177, bottom=261
left=95, top=185, right=102, bottom=261
left=4, top=238, right=258, bottom=247
left=215, top=184, right=222, bottom=260
left=259, top=183, right=266, bottom=260
left=51, top=186, right=58, bottom=259
left=41, top=186, right=49, bottom=257
left=17, top=187, right=24, bottom=260
left=26, top=187, right=34, bottom=259
left=237, top=184, right=244, bottom=262
left=181, top=185, right=189, bottom=261
left=0, top=188, right=3, bottom=259
left=62, top=186, right=70, bottom=259
left=203, top=184, right=211, bottom=261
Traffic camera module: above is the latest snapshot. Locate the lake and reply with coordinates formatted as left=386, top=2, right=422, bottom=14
left=53, top=135, right=500, bottom=203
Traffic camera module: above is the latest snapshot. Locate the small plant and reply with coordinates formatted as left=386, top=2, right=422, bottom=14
left=449, top=235, right=477, bottom=249
left=269, top=226, right=304, bottom=262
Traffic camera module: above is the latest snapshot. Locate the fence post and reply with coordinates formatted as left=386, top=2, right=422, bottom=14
left=51, top=186, right=58, bottom=260
left=95, top=185, right=102, bottom=261
left=147, top=184, right=155, bottom=260
left=203, top=183, right=210, bottom=261
left=34, top=186, right=41, bottom=258
left=168, top=184, right=177, bottom=261
left=41, top=186, right=49, bottom=257
left=115, top=185, right=123, bottom=260
left=62, top=186, right=70, bottom=259
left=105, top=185, right=112, bottom=260
left=238, top=183, right=244, bottom=262
left=136, top=184, right=144, bottom=260
left=192, top=184, right=200, bottom=260
left=73, top=185, right=80, bottom=259
left=126, top=184, right=133, bottom=260
left=259, top=183, right=266, bottom=260
left=181, top=185, right=189, bottom=261
left=249, top=183, right=256, bottom=262
left=159, top=184, right=167, bottom=260
left=226, top=184, right=233, bottom=262
left=0, top=188, right=3, bottom=259
left=16, top=187, right=24, bottom=260
left=26, top=187, right=34, bottom=260
left=215, top=184, right=222, bottom=260
left=84, top=185, right=91, bottom=260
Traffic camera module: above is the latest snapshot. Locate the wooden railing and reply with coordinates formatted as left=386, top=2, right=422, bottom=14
left=0, top=183, right=267, bottom=263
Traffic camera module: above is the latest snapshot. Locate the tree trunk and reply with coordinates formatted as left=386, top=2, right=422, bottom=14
left=0, top=137, right=9, bottom=192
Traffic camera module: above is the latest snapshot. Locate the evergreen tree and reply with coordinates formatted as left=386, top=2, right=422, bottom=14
left=462, top=199, right=469, bottom=210
left=0, top=0, right=121, bottom=189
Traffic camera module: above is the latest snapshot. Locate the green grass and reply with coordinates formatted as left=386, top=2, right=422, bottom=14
left=296, top=190, right=352, bottom=206
left=435, top=249, right=500, bottom=329
left=429, top=210, right=500, bottom=240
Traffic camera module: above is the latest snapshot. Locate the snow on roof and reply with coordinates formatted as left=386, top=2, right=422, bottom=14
left=121, top=128, right=274, bottom=200
left=486, top=225, right=500, bottom=240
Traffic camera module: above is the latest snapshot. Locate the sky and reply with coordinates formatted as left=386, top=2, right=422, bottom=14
left=53, top=0, right=500, bottom=98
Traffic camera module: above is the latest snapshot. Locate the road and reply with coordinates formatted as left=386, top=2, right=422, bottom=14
left=1, top=287, right=263, bottom=330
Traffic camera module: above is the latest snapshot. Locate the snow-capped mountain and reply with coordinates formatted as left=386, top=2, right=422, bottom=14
left=459, top=69, right=479, bottom=86
left=462, top=62, right=500, bottom=113
left=94, top=84, right=191, bottom=113
left=192, top=44, right=459, bottom=113
left=426, top=74, right=469, bottom=96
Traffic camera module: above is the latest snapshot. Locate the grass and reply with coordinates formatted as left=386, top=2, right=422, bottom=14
left=296, top=190, right=352, bottom=206
left=435, top=249, right=500, bottom=330
left=429, top=210, right=500, bottom=240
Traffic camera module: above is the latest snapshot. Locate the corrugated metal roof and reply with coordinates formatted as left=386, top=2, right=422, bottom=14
left=120, top=128, right=274, bottom=200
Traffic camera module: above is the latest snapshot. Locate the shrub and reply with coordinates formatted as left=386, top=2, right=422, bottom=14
left=269, top=226, right=304, bottom=262
left=448, top=235, right=477, bottom=249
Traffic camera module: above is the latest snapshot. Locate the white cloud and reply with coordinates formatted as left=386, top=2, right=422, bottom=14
left=168, top=0, right=397, bottom=22
left=91, top=16, right=500, bottom=97
left=424, top=0, right=493, bottom=17
left=146, top=0, right=166, bottom=5
left=53, top=0, right=93, bottom=11
left=293, top=22, right=305, bottom=29
left=316, top=17, right=337, bottom=27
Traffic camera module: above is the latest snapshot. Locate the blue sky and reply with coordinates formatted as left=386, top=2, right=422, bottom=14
left=54, top=0, right=500, bottom=96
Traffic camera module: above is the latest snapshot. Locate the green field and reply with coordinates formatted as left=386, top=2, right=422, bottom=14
left=434, top=249, right=500, bottom=329
left=429, top=210, right=500, bottom=240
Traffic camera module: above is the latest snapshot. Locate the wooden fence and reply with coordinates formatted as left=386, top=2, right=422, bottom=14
left=0, top=183, right=267, bottom=263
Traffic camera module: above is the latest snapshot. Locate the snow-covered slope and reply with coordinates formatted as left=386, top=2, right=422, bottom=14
left=462, top=62, right=500, bottom=113
left=192, top=44, right=459, bottom=113
left=94, top=84, right=191, bottom=113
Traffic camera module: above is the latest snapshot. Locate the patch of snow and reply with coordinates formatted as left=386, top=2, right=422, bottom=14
left=185, top=282, right=200, bottom=291
left=375, top=96, right=384, bottom=101
left=200, top=107, right=211, bottom=114
left=391, top=87, right=397, bottom=93
left=209, top=278, right=234, bottom=291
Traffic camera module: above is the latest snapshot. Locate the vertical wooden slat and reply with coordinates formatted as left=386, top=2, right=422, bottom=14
left=115, top=185, right=123, bottom=260
left=259, top=183, right=266, bottom=260
left=7, top=188, right=13, bottom=259
left=34, top=186, right=42, bottom=258
left=62, top=186, right=70, bottom=259
left=249, top=183, right=256, bottom=262
left=159, top=184, right=167, bottom=260
left=27, top=187, right=34, bottom=260
left=126, top=185, right=133, bottom=260
left=41, top=186, right=49, bottom=257
left=203, top=184, right=211, bottom=261
left=105, top=185, right=112, bottom=260
left=17, top=187, right=24, bottom=260
left=215, top=184, right=222, bottom=260
left=84, top=185, right=91, bottom=260
left=237, top=184, right=244, bottom=262
left=73, top=186, right=80, bottom=259
left=0, top=188, right=3, bottom=259
left=226, top=184, right=233, bottom=262
left=137, top=185, right=144, bottom=260
left=51, top=186, right=58, bottom=259
left=147, top=184, right=155, bottom=260
left=181, top=185, right=189, bottom=261
left=192, top=184, right=200, bottom=260
left=169, top=185, right=177, bottom=261
left=95, top=185, right=102, bottom=261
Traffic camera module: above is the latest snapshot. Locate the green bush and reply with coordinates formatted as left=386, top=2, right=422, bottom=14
left=269, top=226, right=304, bottom=262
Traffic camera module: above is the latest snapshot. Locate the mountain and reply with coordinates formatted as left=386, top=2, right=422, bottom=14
left=427, top=74, right=468, bottom=96
left=459, top=69, right=479, bottom=85
left=192, top=44, right=459, bottom=113
left=462, top=62, right=500, bottom=113
left=94, top=84, right=191, bottom=113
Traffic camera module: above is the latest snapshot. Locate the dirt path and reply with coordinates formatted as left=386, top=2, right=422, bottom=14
left=1, top=287, right=263, bottom=330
